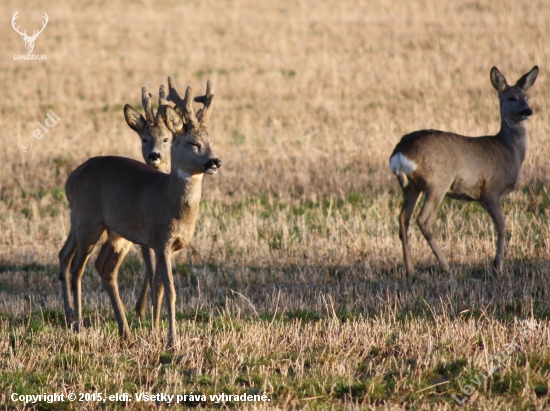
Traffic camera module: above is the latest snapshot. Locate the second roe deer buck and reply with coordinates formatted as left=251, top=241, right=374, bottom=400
left=59, top=78, right=220, bottom=347
left=390, top=66, right=538, bottom=275
left=120, top=85, right=173, bottom=319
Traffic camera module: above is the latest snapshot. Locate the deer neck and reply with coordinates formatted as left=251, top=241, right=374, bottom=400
left=497, top=116, right=528, bottom=165
left=167, top=168, right=203, bottom=219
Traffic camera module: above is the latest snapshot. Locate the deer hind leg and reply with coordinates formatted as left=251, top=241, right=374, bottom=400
left=416, top=188, right=450, bottom=272
left=135, top=246, right=155, bottom=319
left=95, top=236, right=133, bottom=339
left=59, top=229, right=77, bottom=327
left=399, top=184, right=421, bottom=275
left=70, top=224, right=105, bottom=333
left=481, top=197, right=505, bottom=273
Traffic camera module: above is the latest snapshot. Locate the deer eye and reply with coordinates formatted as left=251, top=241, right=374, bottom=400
left=507, top=96, right=517, bottom=102
left=163, top=138, right=169, bottom=143
left=142, top=138, right=147, bottom=143
left=191, top=142, right=201, bottom=150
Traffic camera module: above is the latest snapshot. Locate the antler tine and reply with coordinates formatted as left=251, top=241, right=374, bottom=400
left=159, top=84, right=169, bottom=106
left=182, top=86, right=200, bottom=129
left=167, top=76, right=199, bottom=129
left=141, top=87, right=155, bottom=124
left=194, top=80, right=211, bottom=120
left=11, top=11, right=27, bottom=37
left=193, top=79, right=213, bottom=105
left=32, top=13, right=48, bottom=38
left=198, top=95, right=216, bottom=125
left=194, top=79, right=215, bottom=126
left=167, top=76, right=185, bottom=118
left=156, top=84, right=170, bottom=120
left=157, top=84, right=174, bottom=121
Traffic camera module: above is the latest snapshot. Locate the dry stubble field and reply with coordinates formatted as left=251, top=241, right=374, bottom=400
left=1, top=0, right=550, bottom=409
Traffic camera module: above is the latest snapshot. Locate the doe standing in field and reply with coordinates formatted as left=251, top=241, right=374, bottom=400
left=59, top=77, right=220, bottom=348
left=390, top=66, right=538, bottom=275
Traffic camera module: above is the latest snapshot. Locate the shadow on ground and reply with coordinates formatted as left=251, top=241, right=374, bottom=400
left=0, top=258, right=549, bottom=328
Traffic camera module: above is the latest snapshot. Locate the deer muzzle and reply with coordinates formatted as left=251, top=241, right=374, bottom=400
left=204, top=158, right=222, bottom=175
left=518, top=108, right=533, bottom=118
left=148, top=152, right=162, bottom=167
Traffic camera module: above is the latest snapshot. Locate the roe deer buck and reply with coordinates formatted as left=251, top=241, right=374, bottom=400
left=59, top=78, right=220, bottom=347
left=390, top=66, right=538, bottom=275
left=121, top=82, right=213, bottom=318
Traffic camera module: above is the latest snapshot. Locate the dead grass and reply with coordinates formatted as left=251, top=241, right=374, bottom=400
left=0, top=0, right=550, bottom=409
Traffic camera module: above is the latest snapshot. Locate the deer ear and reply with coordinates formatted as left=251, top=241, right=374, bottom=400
left=515, top=66, right=538, bottom=91
left=490, top=67, right=508, bottom=92
left=124, top=104, right=146, bottom=133
left=163, top=106, right=184, bottom=134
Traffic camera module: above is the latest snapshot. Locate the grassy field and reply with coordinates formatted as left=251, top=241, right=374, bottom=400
left=1, top=0, right=550, bottom=409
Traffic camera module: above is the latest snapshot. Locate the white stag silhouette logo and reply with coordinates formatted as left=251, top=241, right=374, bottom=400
left=11, top=11, right=49, bottom=54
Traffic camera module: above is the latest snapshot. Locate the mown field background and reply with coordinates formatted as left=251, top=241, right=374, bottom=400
left=1, top=0, right=550, bottom=409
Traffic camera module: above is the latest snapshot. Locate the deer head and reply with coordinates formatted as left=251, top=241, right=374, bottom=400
left=11, top=11, right=49, bottom=54
left=166, top=77, right=221, bottom=176
left=124, top=86, right=174, bottom=172
left=490, top=66, right=538, bottom=127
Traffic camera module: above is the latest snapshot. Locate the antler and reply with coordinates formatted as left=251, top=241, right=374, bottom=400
left=141, top=87, right=155, bottom=124
left=11, top=11, right=48, bottom=40
left=11, top=11, right=27, bottom=37
left=167, top=76, right=199, bottom=129
left=194, top=79, right=216, bottom=125
left=29, top=13, right=49, bottom=40
left=165, top=77, right=183, bottom=118
left=159, top=84, right=169, bottom=106
left=155, top=84, right=171, bottom=121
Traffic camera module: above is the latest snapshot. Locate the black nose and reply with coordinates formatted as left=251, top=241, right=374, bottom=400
left=149, top=152, right=161, bottom=161
left=519, top=108, right=533, bottom=117
left=205, top=158, right=222, bottom=170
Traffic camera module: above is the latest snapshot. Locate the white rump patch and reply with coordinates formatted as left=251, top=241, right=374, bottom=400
left=390, top=152, right=417, bottom=175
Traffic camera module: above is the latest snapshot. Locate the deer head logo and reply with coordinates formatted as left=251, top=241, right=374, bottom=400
left=11, top=11, right=49, bottom=54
